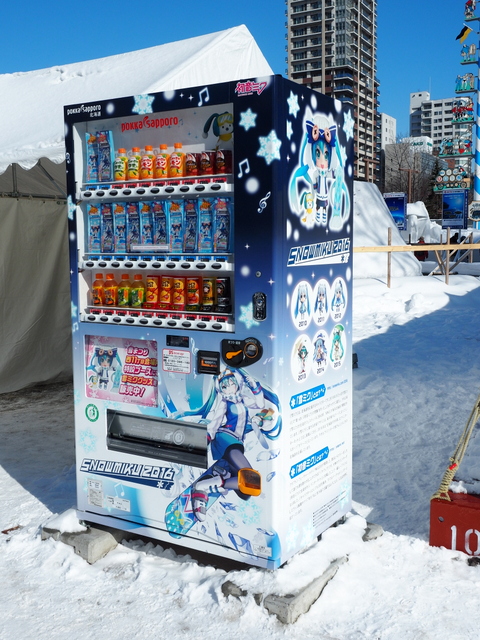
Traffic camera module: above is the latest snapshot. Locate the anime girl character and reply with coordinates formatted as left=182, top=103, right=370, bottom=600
left=293, top=282, right=311, bottom=325
left=296, top=339, right=309, bottom=375
left=330, top=325, right=345, bottom=364
left=331, top=279, right=346, bottom=314
left=173, top=368, right=281, bottom=522
left=313, top=335, right=327, bottom=370
left=87, top=347, right=122, bottom=390
left=314, top=282, right=328, bottom=317
left=289, top=113, right=350, bottom=230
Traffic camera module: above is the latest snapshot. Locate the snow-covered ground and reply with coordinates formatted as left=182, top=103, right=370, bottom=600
left=3, top=272, right=480, bottom=639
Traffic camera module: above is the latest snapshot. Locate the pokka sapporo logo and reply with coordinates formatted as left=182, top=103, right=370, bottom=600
left=235, top=80, right=268, bottom=97
left=121, top=115, right=180, bottom=133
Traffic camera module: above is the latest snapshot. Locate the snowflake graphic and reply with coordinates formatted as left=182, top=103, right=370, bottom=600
left=71, top=300, right=78, bottom=320
left=338, top=479, right=351, bottom=508
left=239, top=302, right=260, bottom=329
left=278, top=357, right=284, bottom=367
left=286, top=120, right=293, bottom=140
left=286, top=523, right=299, bottom=551
left=79, top=429, right=97, bottom=453
left=287, top=91, right=300, bottom=118
left=301, top=522, right=316, bottom=549
left=238, top=499, right=261, bottom=525
left=343, top=110, right=354, bottom=141
left=257, top=130, right=282, bottom=165
left=132, top=94, right=154, bottom=115
left=239, top=108, right=257, bottom=131
left=67, top=195, right=76, bottom=221
left=73, top=389, right=82, bottom=406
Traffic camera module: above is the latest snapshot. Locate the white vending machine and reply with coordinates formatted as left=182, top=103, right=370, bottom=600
left=65, top=74, right=354, bottom=568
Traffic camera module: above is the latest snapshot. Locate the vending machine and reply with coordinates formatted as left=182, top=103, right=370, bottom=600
left=64, top=75, right=354, bottom=569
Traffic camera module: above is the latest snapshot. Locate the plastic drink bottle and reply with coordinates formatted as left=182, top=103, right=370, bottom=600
left=92, top=273, right=104, bottom=306
left=169, top=143, right=185, bottom=178
left=113, top=148, right=128, bottom=181
left=103, top=273, right=118, bottom=306
left=154, top=144, right=170, bottom=179
left=117, top=274, right=131, bottom=307
left=140, top=146, right=155, bottom=180
left=127, top=147, right=141, bottom=181
left=130, top=274, right=146, bottom=308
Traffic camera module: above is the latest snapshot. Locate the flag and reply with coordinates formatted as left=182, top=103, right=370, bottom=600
left=456, top=25, right=473, bottom=43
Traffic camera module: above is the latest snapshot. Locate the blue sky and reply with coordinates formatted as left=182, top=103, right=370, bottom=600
left=0, top=0, right=471, bottom=134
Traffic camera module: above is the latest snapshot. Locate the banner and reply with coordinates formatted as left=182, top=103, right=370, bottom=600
left=384, top=192, right=407, bottom=230
left=442, top=189, right=469, bottom=229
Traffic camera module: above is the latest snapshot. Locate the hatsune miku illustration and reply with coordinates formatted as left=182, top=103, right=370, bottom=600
left=289, top=110, right=350, bottom=231
left=86, top=346, right=122, bottom=391
left=313, top=333, right=328, bottom=375
left=292, top=281, right=312, bottom=329
left=330, top=325, right=345, bottom=367
left=331, top=278, right=347, bottom=320
left=314, top=280, right=329, bottom=325
left=171, top=367, right=281, bottom=523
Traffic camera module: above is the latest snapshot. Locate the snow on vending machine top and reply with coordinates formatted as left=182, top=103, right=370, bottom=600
left=64, top=75, right=354, bottom=569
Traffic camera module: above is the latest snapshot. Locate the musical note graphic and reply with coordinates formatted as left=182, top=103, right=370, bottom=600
left=237, top=158, right=250, bottom=178
left=114, top=482, right=125, bottom=497
left=257, top=191, right=271, bottom=213
left=198, top=87, right=210, bottom=106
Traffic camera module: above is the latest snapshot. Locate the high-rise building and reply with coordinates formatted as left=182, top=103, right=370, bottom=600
left=285, top=0, right=380, bottom=181
left=409, top=92, right=469, bottom=152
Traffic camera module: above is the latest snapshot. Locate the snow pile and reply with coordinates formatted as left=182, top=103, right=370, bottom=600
left=353, top=181, right=422, bottom=278
left=407, top=200, right=442, bottom=243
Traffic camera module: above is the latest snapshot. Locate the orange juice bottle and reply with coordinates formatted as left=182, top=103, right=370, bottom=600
left=130, top=274, right=146, bottom=308
left=92, top=273, right=104, bottom=306
left=113, top=148, right=128, bottom=181
left=154, top=144, right=170, bottom=179
left=104, top=273, right=118, bottom=306
left=117, top=273, right=131, bottom=307
left=169, top=143, right=185, bottom=178
left=127, top=147, right=141, bottom=181
left=140, top=146, right=155, bottom=180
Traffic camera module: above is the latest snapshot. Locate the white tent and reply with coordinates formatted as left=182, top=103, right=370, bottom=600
left=0, top=26, right=272, bottom=393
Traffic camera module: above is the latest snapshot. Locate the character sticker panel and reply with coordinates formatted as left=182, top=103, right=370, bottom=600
left=330, top=277, right=347, bottom=322
left=85, top=336, right=158, bottom=406
left=291, top=281, right=313, bottom=331
left=291, top=335, right=313, bottom=383
left=313, top=279, right=330, bottom=326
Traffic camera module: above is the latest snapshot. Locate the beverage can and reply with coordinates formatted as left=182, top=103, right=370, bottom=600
left=216, top=277, right=232, bottom=313
left=186, top=277, right=201, bottom=311
left=199, top=151, right=216, bottom=175
left=215, top=149, right=232, bottom=175
left=145, top=275, right=160, bottom=309
left=185, top=152, right=199, bottom=177
left=172, top=277, right=186, bottom=311
left=201, top=277, right=216, bottom=311
left=159, top=276, right=173, bottom=309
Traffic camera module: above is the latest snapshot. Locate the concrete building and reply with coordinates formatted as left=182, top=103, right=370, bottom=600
left=285, top=0, right=380, bottom=181
left=409, top=92, right=470, bottom=153
left=379, top=113, right=396, bottom=148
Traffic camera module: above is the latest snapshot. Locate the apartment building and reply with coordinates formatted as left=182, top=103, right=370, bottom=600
left=285, top=0, right=380, bottom=181
left=409, top=92, right=470, bottom=152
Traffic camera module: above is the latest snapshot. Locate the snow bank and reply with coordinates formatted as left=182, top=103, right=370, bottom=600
left=353, top=182, right=422, bottom=279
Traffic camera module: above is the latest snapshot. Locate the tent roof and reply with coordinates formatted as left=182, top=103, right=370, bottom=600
left=0, top=25, right=272, bottom=176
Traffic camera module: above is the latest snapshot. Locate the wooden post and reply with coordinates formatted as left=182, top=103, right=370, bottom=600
left=387, top=227, right=392, bottom=288
left=446, top=227, right=450, bottom=286
left=470, top=232, right=474, bottom=263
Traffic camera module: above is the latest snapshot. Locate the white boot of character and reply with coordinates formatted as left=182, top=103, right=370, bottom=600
left=191, top=465, right=230, bottom=522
